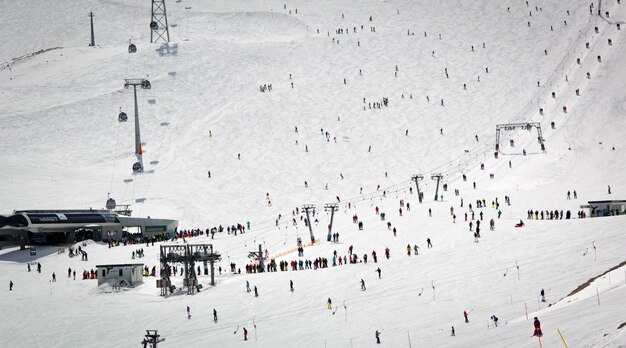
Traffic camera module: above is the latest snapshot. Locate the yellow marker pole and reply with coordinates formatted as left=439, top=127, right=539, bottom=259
left=557, top=328, right=569, bottom=348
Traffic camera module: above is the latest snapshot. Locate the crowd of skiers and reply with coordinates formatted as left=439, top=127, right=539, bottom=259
left=526, top=209, right=575, bottom=220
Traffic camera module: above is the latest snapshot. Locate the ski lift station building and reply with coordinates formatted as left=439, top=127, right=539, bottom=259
left=96, top=263, right=144, bottom=286
left=583, top=200, right=626, bottom=217
left=0, top=209, right=178, bottom=248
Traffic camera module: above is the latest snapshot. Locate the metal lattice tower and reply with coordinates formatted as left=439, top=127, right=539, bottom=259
left=150, top=0, right=170, bottom=43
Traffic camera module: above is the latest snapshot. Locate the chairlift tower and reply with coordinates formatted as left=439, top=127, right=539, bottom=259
left=411, top=174, right=424, bottom=203
left=158, top=244, right=221, bottom=296
left=248, top=244, right=266, bottom=273
left=431, top=173, right=443, bottom=201
left=324, top=203, right=338, bottom=242
left=495, top=122, right=545, bottom=152
left=124, top=79, right=151, bottom=173
left=141, top=330, right=165, bottom=348
left=150, top=0, right=170, bottom=43
left=302, top=204, right=316, bottom=244
left=88, top=12, right=95, bottom=47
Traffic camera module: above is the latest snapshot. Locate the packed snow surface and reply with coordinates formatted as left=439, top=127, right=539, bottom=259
left=1, top=0, right=625, bottom=347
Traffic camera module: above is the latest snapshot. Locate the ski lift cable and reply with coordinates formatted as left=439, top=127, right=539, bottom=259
left=108, top=118, right=123, bottom=195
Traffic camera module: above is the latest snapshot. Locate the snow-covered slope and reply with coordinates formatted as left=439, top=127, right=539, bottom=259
left=1, top=0, right=625, bottom=346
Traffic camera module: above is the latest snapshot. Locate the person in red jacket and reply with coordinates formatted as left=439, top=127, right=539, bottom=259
left=533, top=317, right=543, bottom=337
left=464, top=310, right=469, bottom=323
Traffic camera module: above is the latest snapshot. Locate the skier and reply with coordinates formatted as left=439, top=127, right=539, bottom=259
left=187, top=306, right=191, bottom=319
left=608, top=185, right=611, bottom=194
left=290, top=280, right=294, bottom=292
left=375, top=267, right=381, bottom=279
left=213, top=308, right=218, bottom=323
left=375, top=330, right=381, bottom=344
left=208, top=170, right=211, bottom=178
left=427, top=238, right=432, bottom=248
left=243, top=327, right=248, bottom=341
left=451, top=326, right=455, bottom=336
left=27, top=263, right=30, bottom=272
left=540, top=289, right=546, bottom=302
left=9, top=281, right=13, bottom=291
left=361, top=279, right=366, bottom=291
left=37, top=262, right=41, bottom=273
left=246, top=281, right=251, bottom=293
left=52, top=273, right=56, bottom=282
left=254, top=286, right=258, bottom=297
left=491, top=315, right=499, bottom=327
left=407, top=244, right=412, bottom=256
left=414, top=244, right=419, bottom=255
left=464, top=310, right=469, bottom=323
left=532, top=317, right=543, bottom=337
left=327, top=297, right=332, bottom=309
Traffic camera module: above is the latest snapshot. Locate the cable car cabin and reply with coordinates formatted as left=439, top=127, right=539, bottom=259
left=128, top=43, right=137, bottom=54
left=132, top=162, right=143, bottom=173
left=150, top=21, right=159, bottom=30
left=106, top=198, right=117, bottom=210
left=141, top=80, right=151, bottom=89
left=118, top=112, right=128, bottom=122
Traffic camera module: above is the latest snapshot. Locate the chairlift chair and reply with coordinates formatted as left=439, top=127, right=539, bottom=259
left=141, top=80, right=151, bottom=89
left=150, top=21, right=159, bottom=30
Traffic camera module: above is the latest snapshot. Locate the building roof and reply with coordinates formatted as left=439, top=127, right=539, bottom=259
left=14, top=209, right=110, bottom=214
left=587, top=200, right=626, bottom=204
left=96, top=263, right=144, bottom=268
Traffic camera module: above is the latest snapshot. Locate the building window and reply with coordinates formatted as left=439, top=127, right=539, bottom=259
left=119, top=269, right=123, bottom=277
